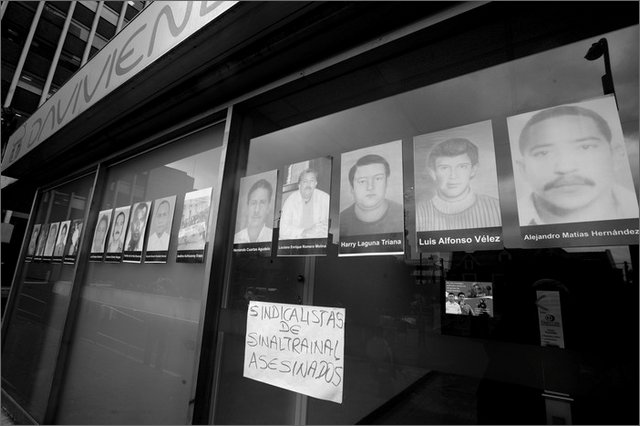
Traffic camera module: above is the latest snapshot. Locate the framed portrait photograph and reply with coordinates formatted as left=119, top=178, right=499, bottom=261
left=507, top=95, right=639, bottom=247
left=43, top=222, right=60, bottom=258
left=146, top=195, right=177, bottom=263
left=90, top=210, right=113, bottom=261
left=338, top=140, right=404, bottom=256
left=105, top=206, right=131, bottom=262
left=123, top=201, right=152, bottom=263
left=26, top=224, right=41, bottom=261
left=52, top=220, right=71, bottom=260
left=64, top=219, right=84, bottom=264
left=233, top=171, right=277, bottom=257
left=413, top=120, right=503, bottom=252
left=277, top=157, right=332, bottom=256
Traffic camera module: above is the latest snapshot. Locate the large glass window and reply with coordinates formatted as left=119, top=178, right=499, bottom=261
left=53, top=122, right=226, bottom=424
left=1, top=173, right=95, bottom=423
left=212, top=22, right=638, bottom=425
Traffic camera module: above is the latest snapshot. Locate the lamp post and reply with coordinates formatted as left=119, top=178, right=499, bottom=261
left=585, top=38, right=617, bottom=104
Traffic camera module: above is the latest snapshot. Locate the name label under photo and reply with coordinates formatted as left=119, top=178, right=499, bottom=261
left=338, top=232, right=404, bottom=256
left=417, top=227, right=503, bottom=252
left=145, top=250, right=169, bottom=263
left=233, top=242, right=272, bottom=257
left=520, top=219, right=639, bottom=248
left=176, top=248, right=206, bottom=263
left=278, top=237, right=328, bottom=256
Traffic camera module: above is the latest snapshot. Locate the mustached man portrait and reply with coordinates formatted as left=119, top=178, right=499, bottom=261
left=508, top=96, right=638, bottom=226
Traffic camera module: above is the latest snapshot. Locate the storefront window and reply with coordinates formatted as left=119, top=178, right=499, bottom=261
left=213, top=23, right=638, bottom=424
left=53, top=122, right=226, bottom=424
left=1, top=173, right=95, bottom=423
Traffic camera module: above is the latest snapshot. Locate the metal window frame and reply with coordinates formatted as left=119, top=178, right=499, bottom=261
left=1, top=104, right=231, bottom=424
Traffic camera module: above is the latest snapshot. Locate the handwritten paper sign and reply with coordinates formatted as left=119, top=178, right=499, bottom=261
left=244, top=301, right=345, bottom=403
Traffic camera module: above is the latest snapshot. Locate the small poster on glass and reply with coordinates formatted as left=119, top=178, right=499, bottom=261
left=43, top=222, right=60, bottom=259
left=338, top=140, right=404, bottom=256
left=445, top=281, right=494, bottom=317
left=145, top=195, right=176, bottom=263
left=105, top=206, right=131, bottom=262
left=123, top=201, right=151, bottom=263
left=34, top=223, right=49, bottom=261
left=177, top=188, right=213, bottom=263
left=90, top=210, right=112, bottom=262
left=277, top=157, right=332, bottom=257
left=26, top=224, right=41, bottom=262
left=233, top=171, right=277, bottom=257
left=64, top=219, right=84, bottom=264
left=52, top=220, right=71, bottom=262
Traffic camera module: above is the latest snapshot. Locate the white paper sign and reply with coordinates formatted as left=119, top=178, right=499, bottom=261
left=536, top=290, right=565, bottom=349
left=244, top=301, right=345, bottom=403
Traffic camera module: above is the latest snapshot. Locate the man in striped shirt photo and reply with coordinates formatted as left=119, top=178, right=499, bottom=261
left=416, top=137, right=501, bottom=231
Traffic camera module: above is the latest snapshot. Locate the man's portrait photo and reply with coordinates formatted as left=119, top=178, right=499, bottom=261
left=53, top=220, right=71, bottom=257
left=27, top=224, right=41, bottom=257
left=35, top=223, right=49, bottom=257
left=234, top=170, right=277, bottom=244
left=91, top=210, right=112, bottom=254
left=147, top=196, right=176, bottom=251
left=339, top=140, right=404, bottom=237
left=124, top=201, right=151, bottom=252
left=43, top=222, right=60, bottom=257
left=279, top=157, right=331, bottom=241
left=107, top=206, right=131, bottom=253
left=508, top=96, right=639, bottom=226
left=414, top=121, right=502, bottom=231
left=66, top=220, right=83, bottom=258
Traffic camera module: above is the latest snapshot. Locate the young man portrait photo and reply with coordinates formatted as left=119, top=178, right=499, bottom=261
left=339, top=140, right=404, bottom=237
left=414, top=120, right=502, bottom=232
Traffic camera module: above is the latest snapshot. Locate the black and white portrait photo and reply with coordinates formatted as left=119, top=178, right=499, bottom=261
left=339, top=140, right=404, bottom=256
left=106, top=206, right=131, bottom=254
left=91, top=210, right=112, bottom=259
left=53, top=220, right=71, bottom=259
left=64, top=219, right=83, bottom=264
left=279, top=157, right=331, bottom=241
left=35, top=223, right=49, bottom=258
left=43, top=222, right=60, bottom=258
left=234, top=171, right=277, bottom=246
left=123, top=201, right=151, bottom=262
left=414, top=120, right=502, bottom=232
left=508, top=96, right=639, bottom=227
left=147, top=196, right=176, bottom=252
left=26, top=224, right=41, bottom=259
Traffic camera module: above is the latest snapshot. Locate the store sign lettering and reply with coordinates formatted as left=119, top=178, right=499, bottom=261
left=2, top=1, right=237, bottom=172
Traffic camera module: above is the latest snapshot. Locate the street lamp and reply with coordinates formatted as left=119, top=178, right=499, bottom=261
left=584, top=38, right=616, bottom=97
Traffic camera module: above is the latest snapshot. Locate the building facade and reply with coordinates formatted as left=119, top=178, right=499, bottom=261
left=2, top=2, right=638, bottom=424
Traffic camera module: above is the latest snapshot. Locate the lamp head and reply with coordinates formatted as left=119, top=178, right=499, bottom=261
left=585, top=38, right=607, bottom=61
